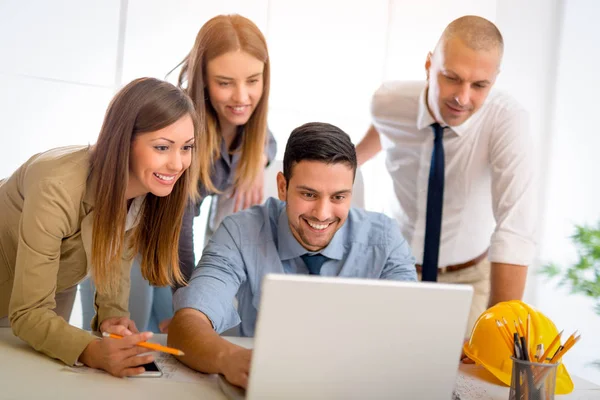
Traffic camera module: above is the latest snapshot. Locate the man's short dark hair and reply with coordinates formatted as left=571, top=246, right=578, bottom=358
left=283, top=122, right=357, bottom=184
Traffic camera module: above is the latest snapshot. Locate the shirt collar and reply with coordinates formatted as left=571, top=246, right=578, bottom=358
left=416, top=86, right=437, bottom=131
left=277, top=205, right=347, bottom=261
left=416, top=85, right=472, bottom=137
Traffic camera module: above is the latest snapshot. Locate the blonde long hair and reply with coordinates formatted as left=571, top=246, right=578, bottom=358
left=89, top=77, right=200, bottom=295
left=177, top=14, right=270, bottom=191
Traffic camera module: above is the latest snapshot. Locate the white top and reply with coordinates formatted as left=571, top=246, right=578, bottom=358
left=371, top=81, right=538, bottom=267
left=125, top=195, right=145, bottom=231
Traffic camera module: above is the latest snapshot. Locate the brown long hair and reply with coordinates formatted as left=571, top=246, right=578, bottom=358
left=89, top=77, right=200, bottom=296
left=177, top=14, right=270, bottom=191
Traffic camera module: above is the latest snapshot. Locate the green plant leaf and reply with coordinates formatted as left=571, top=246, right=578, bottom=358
left=540, top=221, right=600, bottom=317
left=539, top=263, right=561, bottom=278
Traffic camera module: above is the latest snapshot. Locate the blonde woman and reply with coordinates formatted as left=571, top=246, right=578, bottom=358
left=115, top=15, right=276, bottom=334
left=176, top=13, right=276, bottom=285
left=0, top=77, right=208, bottom=377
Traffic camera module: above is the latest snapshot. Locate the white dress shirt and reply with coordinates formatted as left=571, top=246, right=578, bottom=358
left=371, top=81, right=537, bottom=267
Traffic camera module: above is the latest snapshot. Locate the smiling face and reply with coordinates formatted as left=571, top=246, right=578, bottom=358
left=206, top=50, right=264, bottom=133
left=277, top=160, right=354, bottom=252
left=127, top=113, right=195, bottom=199
left=426, top=37, right=501, bottom=126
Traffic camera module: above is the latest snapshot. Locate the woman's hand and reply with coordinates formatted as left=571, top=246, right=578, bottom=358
left=79, top=331, right=155, bottom=377
left=99, top=316, right=139, bottom=336
left=232, top=165, right=265, bottom=213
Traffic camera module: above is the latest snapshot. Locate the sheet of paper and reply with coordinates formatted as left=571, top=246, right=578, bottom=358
left=154, top=351, right=220, bottom=384
left=453, top=372, right=495, bottom=400
left=63, top=351, right=219, bottom=385
left=63, top=365, right=106, bottom=375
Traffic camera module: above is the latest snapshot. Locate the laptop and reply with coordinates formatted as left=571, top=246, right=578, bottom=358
left=219, top=274, right=473, bottom=399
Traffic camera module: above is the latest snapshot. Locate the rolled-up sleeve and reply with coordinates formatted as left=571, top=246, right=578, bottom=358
left=381, top=218, right=417, bottom=281
left=173, top=217, right=247, bottom=333
left=9, top=179, right=95, bottom=365
left=489, top=108, right=538, bottom=266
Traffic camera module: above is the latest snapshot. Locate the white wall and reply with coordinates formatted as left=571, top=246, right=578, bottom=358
left=0, top=0, right=120, bottom=177
left=1, top=0, right=598, bottom=385
left=536, top=0, right=600, bottom=385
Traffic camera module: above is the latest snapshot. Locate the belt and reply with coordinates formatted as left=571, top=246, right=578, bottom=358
left=415, top=249, right=488, bottom=274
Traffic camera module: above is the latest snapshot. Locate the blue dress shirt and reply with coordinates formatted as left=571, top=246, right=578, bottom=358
left=173, top=197, right=417, bottom=336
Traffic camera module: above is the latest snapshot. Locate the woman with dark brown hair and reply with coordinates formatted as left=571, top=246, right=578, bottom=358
left=0, top=77, right=206, bottom=377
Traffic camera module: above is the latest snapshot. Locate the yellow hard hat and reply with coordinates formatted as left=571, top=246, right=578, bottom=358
left=463, top=300, right=574, bottom=394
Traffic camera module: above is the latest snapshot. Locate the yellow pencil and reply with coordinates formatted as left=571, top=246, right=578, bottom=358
left=501, top=317, right=514, bottom=338
left=550, top=334, right=580, bottom=363
left=102, top=332, right=185, bottom=356
left=517, top=318, right=526, bottom=338
left=562, top=331, right=578, bottom=350
left=535, top=333, right=580, bottom=386
left=549, top=331, right=578, bottom=362
left=526, top=314, right=533, bottom=361
left=495, top=320, right=514, bottom=352
left=514, top=320, right=525, bottom=341
left=539, top=330, right=563, bottom=363
left=562, top=335, right=580, bottom=354
left=536, top=335, right=581, bottom=386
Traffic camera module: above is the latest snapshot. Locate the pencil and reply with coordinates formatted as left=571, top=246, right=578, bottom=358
left=550, top=335, right=580, bottom=363
left=501, top=317, right=514, bottom=340
left=548, top=331, right=578, bottom=363
left=525, top=314, right=535, bottom=361
left=539, top=330, right=563, bottom=363
left=495, top=320, right=514, bottom=352
left=526, top=314, right=532, bottom=360
left=534, top=335, right=581, bottom=387
left=102, top=332, right=185, bottom=356
left=562, top=335, right=580, bottom=354
left=562, top=331, right=578, bottom=350
left=515, top=319, right=526, bottom=339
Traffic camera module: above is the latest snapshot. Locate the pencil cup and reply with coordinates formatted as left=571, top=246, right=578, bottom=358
left=509, top=357, right=558, bottom=400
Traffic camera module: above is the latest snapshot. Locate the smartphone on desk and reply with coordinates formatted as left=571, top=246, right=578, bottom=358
left=131, top=361, right=163, bottom=377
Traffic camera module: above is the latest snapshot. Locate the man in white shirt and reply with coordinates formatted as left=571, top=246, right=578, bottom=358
left=356, top=15, right=537, bottom=334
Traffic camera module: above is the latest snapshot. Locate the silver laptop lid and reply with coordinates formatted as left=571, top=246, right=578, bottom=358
left=246, top=274, right=473, bottom=399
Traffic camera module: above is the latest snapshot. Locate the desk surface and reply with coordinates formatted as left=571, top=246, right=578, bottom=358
left=1, top=329, right=598, bottom=400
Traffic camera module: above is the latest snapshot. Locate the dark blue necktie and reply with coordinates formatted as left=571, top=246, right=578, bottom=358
left=301, top=253, right=328, bottom=275
left=422, top=122, right=445, bottom=282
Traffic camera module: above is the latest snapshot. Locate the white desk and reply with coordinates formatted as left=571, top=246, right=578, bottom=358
left=1, top=329, right=599, bottom=399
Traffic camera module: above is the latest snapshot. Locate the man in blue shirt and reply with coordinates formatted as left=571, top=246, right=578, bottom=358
left=168, top=122, right=416, bottom=388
